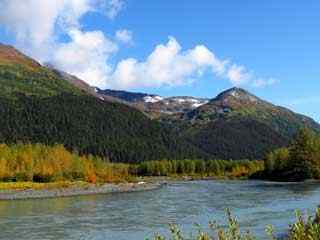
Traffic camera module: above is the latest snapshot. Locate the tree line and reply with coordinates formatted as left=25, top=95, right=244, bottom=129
left=252, top=128, right=320, bottom=181
left=0, top=144, right=132, bottom=183
left=135, top=159, right=263, bottom=178
left=0, top=143, right=264, bottom=183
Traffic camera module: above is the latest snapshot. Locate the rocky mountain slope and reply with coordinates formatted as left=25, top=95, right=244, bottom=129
left=1, top=43, right=319, bottom=161
left=179, top=87, right=320, bottom=135
left=97, top=88, right=209, bottom=117
left=165, top=87, right=320, bottom=159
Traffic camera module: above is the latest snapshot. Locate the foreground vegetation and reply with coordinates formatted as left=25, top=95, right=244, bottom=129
left=152, top=208, right=320, bottom=240
left=0, top=143, right=264, bottom=187
left=253, top=128, right=320, bottom=181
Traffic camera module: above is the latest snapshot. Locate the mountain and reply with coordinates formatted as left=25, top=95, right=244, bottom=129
left=45, top=64, right=124, bottom=103
left=85, top=86, right=320, bottom=160
left=181, top=87, right=320, bottom=134
left=1, top=43, right=319, bottom=161
left=97, top=88, right=159, bottom=103
left=0, top=44, right=204, bottom=163
left=164, top=87, right=320, bottom=159
left=97, top=88, right=209, bottom=118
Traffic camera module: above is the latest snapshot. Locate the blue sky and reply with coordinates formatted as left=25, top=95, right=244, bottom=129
left=0, top=0, right=319, bottom=121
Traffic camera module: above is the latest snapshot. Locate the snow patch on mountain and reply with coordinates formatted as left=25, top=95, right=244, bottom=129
left=144, top=96, right=164, bottom=103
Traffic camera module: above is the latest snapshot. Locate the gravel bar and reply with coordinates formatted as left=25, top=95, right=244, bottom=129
left=0, top=182, right=165, bottom=200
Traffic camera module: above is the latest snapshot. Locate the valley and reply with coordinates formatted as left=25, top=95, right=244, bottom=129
left=0, top=44, right=320, bottom=240
left=1, top=1, right=319, bottom=239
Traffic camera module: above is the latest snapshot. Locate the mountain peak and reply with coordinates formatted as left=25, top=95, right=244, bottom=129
left=214, top=87, right=259, bottom=103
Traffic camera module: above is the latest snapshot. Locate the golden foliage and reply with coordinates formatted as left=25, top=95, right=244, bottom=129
left=0, top=144, right=132, bottom=183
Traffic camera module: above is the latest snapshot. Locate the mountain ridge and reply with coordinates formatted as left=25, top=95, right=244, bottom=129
left=0, top=43, right=319, bottom=161
left=0, top=44, right=205, bottom=162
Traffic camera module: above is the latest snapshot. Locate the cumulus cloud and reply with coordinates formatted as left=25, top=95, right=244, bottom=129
left=0, top=0, right=123, bottom=60
left=0, top=0, right=90, bottom=48
left=110, top=37, right=227, bottom=89
left=227, top=64, right=277, bottom=88
left=0, top=0, right=275, bottom=90
left=110, top=37, right=275, bottom=89
left=52, top=29, right=118, bottom=89
left=227, top=64, right=252, bottom=86
left=0, top=0, right=124, bottom=89
left=104, top=0, right=125, bottom=19
left=115, top=29, right=133, bottom=44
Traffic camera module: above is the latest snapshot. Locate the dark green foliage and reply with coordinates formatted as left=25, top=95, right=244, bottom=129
left=252, top=128, right=320, bottom=181
left=0, top=93, right=205, bottom=163
left=183, top=118, right=289, bottom=160
left=169, top=88, right=320, bottom=161
left=1, top=46, right=320, bottom=163
left=0, top=60, right=287, bottom=162
left=0, top=65, right=81, bottom=98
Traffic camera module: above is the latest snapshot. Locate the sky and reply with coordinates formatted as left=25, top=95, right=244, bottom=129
left=0, top=0, right=319, bottom=122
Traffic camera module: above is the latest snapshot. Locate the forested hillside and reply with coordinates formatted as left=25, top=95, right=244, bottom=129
left=0, top=44, right=204, bottom=162
left=0, top=44, right=319, bottom=162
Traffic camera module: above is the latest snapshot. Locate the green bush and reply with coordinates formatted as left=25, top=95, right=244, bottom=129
left=152, top=208, right=320, bottom=240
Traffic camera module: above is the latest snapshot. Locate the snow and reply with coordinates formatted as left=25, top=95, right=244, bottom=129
left=192, top=101, right=208, bottom=108
left=144, top=95, right=208, bottom=108
left=144, top=95, right=164, bottom=103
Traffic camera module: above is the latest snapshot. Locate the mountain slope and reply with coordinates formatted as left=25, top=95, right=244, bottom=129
left=1, top=44, right=319, bottom=161
left=183, top=87, right=320, bottom=136
left=98, top=88, right=209, bottom=117
left=88, top=86, right=320, bottom=160
left=0, top=45, right=205, bottom=162
left=171, top=88, right=320, bottom=159
left=0, top=45, right=82, bottom=99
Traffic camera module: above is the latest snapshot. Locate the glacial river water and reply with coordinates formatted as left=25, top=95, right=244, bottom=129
left=1, top=180, right=320, bottom=240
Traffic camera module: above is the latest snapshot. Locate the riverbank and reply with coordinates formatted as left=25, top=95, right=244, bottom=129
left=0, top=175, right=262, bottom=201
left=0, top=181, right=164, bottom=200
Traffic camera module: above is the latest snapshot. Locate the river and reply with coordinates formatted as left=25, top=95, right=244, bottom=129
left=1, top=180, right=320, bottom=240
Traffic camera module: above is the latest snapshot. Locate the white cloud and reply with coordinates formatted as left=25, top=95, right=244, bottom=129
left=0, top=0, right=275, bottom=90
left=227, top=64, right=252, bottom=86
left=227, top=64, right=277, bottom=88
left=0, top=0, right=124, bottom=61
left=115, top=29, right=133, bottom=44
left=110, top=37, right=227, bottom=89
left=52, top=29, right=118, bottom=89
left=0, top=0, right=91, bottom=46
left=103, top=0, right=124, bottom=19
left=110, top=37, right=275, bottom=90
left=0, top=0, right=124, bottom=89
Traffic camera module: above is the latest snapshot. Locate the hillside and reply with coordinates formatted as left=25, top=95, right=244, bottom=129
left=166, top=88, right=320, bottom=159
left=82, top=86, right=320, bottom=160
left=1, top=44, right=319, bottom=161
left=182, top=88, right=320, bottom=135
left=0, top=45, right=204, bottom=162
